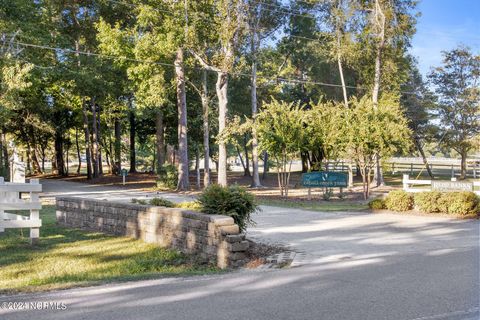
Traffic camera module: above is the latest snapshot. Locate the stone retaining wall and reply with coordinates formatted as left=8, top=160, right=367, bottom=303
left=56, top=197, right=249, bottom=268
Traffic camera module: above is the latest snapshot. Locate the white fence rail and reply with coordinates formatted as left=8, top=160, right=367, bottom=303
left=0, top=177, right=42, bottom=244
left=402, top=174, right=480, bottom=195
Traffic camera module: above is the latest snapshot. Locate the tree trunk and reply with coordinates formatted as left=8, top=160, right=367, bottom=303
left=372, top=0, right=386, bottom=187
left=1, top=133, right=9, bottom=181
left=236, top=146, right=247, bottom=173
left=82, top=101, right=93, bottom=180
left=65, top=143, right=69, bottom=176
left=175, top=47, right=190, bottom=190
left=250, top=25, right=262, bottom=187
left=201, top=69, right=210, bottom=188
left=114, top=117, right=121, bottom=174
left=75, top=127, right=81, bottom=174
left=301, top=152, right=309, bottom=172
left=105, top=147, right=111, bottom=173
left=0, top=132, right=7, bottom=179
left=28, top=130, right=41, bottom=174
left=460, top=149, right=467, bottom=180
left=129, top=105, right=136, bottom=173
left=91, top=98, right=100, bottom=177
left=54, top=129, right=65, bottom=176
left=31, top=147, right=41, bottom=174
left=243, top=134, right=251, bottom=177
left=51, top=154, right=57, bottom=174
left=0, top=132, right=3, bottom=174
left=156, top=109, right=165, bottom=173
left=97, top=106, right=103, bottom=176
left=26, top=146, right=31, bottom=175
left=413, top=136, right=434, bottom=179
left=40, top=145, right=46, bottom=173
left=336, top=27, right=348, bottom=107
left=195, top=145, right=201, bottom=189
left=361, top=168, right=368, bottom=200
left=262, top=151, right=268, bottom=179
left=216, top=70, right=228, bottom=186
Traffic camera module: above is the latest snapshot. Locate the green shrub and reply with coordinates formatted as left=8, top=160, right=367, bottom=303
left=197, top=184, right=259, bottom=232
left=438, top=192, right=479, bottom=216
left=149, top=197, right=175, bottom=208
left=156, top=164, right=178, bottom=190
left=131, top=198, right=148, bottom=205
left=412, top=191, right=479, bottom=216
left=414, top=191, right=442, bottom=213
left=368, top=198, right=385, bottom=210
left=176, top=201, right=202, bottom=211
left=384, top=190, right=414, bottom=212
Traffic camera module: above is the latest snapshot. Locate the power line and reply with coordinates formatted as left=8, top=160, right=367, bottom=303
left=102, top=0, right=480, bottom=53
left=12, top=39, right=371, bottom=92
left=13, top=40, right=175, bottom=68
left=12, top=38, right=427, bottom=96
left=252, top=0, right=321, bottom=21
left=104, top=0, right=480, bottom=45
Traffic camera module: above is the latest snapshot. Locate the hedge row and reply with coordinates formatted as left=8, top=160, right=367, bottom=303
left=369, top=190, right=480, bottom=216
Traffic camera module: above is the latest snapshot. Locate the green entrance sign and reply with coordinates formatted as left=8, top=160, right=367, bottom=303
left=301, top=172, right=348, bottom=188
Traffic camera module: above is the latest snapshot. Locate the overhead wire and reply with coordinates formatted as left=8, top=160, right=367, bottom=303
left=4, top=0, right=444, bottom=96
left=11, top=39, right=370, bottom=92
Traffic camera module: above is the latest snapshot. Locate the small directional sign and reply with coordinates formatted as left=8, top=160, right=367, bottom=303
left=121, top=169, right=128, bottom=185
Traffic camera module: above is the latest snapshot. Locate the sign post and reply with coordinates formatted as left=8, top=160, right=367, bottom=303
left=301, top=172, right=348, bottom=199
left=121, top=169, right=128, bottom=186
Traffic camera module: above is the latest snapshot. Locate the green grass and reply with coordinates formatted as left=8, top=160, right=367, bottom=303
left=0, top=206, right=218, bottom=294
left=258, top=198, right=369, bottom=212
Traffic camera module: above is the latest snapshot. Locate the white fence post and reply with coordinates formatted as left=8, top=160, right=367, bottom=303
left=29, top=179, right=40, bottom=244
left=403, top=174, right=409, bottom=191
left=0, top=177, right=42, bottom=244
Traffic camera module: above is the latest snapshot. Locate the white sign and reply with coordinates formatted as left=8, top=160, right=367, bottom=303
left=432, top=181, right=473, bottom=192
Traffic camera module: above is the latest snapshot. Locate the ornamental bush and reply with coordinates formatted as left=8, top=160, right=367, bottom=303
left=368, top=198, right=385, bottom=210
left=384, top=190, right=414, bottom=212
left=197, top=184, right=259, bottom=232
left=414, top=191, right=443, bottom=213
left=438, top=192, right=479, bottom=216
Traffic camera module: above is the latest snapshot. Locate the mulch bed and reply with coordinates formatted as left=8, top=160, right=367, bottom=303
left=371, top=209, right=479, bottom=219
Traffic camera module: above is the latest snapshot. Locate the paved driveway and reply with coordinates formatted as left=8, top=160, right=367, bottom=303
left=0, top=179, right=478, bottom=320
left=249, top=206, right=479, bottom=267
left=39, top=179, right=195, bottom=203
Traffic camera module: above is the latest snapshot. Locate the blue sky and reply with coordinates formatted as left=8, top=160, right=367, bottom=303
left=411, top=0, right=480, bottom=77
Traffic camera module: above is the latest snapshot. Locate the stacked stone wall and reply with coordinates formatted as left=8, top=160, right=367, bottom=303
left=56, top=197, right=248, bottom=268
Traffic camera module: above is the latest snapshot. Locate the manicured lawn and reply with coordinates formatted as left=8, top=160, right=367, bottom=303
left=258, top=198, right=369, bottom=212
left=0, top=206, right=218, bottom=294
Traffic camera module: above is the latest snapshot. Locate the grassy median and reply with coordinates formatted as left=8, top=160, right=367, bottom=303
left=0, top=206, right=218, bottom=294
left=258, top=198, right=369, bottom=212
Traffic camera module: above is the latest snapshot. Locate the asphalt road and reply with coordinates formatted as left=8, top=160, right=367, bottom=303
left=1, top=179, right=478, bottom=320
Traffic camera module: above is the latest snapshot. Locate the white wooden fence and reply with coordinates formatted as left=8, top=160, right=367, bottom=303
left=0, top=177, right=42, bottom=244
left=402, top=174, right=480, bottom=195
